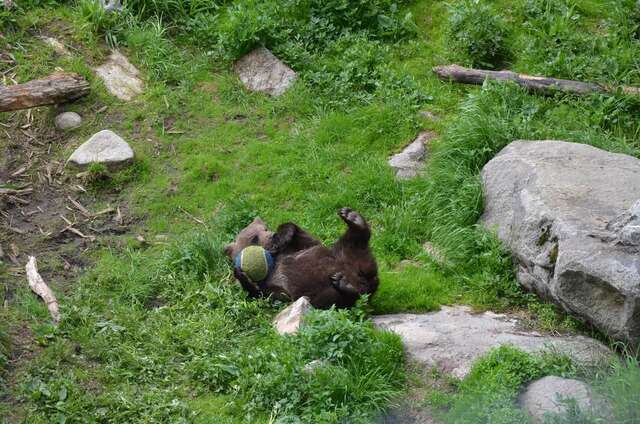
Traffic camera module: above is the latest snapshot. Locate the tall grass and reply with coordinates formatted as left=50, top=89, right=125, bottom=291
left=14, top=217, right=405, bottom=423
left=434, top=346, right=577, bottom=424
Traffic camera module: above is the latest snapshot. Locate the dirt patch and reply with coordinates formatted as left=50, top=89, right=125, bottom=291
left=0, top=103, right=136, bottom=413
left=0, top=107, right=132, bottom=284
left=378, top=362, right=452, bottom=424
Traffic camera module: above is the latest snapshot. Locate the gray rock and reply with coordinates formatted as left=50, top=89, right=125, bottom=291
left=54, top=112, right=82, bottom=130
left=40, top=37, right=70, bottom=56
left=519, top=376, right=605, bottom=423
left=302, top=359, right=325, bottom=374
left=422, top=241, right=447, bottom=265
left=373, top=306, right=612, bottom=379
left=272, top=296, right=312, bottom=335
left=95, top=51, right=144, bottom=101
left=98, top=0, right=122, bottom=12
left=419, top=110, right=440, bottom=121
left=233, top=47, right=298, bottom=96
left=389, top=131, right=435, bottom=179
left=68, top=130, right=134, bottom=169
left=480, top=140, right=640, bottom=343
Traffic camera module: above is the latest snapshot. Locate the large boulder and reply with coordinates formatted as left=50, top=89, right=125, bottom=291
left=373, top=306, right=612, bottom=379
left=480, top=140, right=640, bottom=343
left=233, top=47, right=298, bottom=96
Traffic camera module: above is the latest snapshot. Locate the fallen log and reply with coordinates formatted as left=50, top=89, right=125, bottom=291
left=0, top=72, right=90, bottom=112
left=25, top=256, right=60, bottom=323
left=432, top=64, right=640, bottom=96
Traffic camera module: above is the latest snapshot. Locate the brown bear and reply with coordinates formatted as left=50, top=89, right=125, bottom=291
left=223, top=208, right=379, bottom=309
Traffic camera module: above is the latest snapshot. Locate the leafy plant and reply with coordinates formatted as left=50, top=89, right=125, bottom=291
left=447, top=0, right=512, bottom=68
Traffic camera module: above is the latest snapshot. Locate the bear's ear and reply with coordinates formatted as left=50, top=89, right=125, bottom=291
left=252, top=217, right=265, bottom=226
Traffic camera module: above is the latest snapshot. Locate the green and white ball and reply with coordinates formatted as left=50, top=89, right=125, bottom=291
left=234, top=245, right=275, bottom=283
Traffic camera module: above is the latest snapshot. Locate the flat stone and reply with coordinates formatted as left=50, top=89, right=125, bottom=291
left=68, top=130, right=134, bottom=169
left=480, top=140, right=640, bottom=343
left=54, top=112, right=82, bottom=130
left=40, top=37, right=70, bottom=56
left=233, top=47, right=298, bottom=96
left=389, top=131, right=435, bottom=179
left=519, top=376, right=605, bottom=423
left=273, top=296, right=312, bottom=335
left=373, top=306, right=612, bottom=379
left=95, top=51, right=144, bottom=101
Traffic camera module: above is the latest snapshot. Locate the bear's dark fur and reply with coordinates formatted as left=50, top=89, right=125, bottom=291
left=224, top=208, right=379, bottom=309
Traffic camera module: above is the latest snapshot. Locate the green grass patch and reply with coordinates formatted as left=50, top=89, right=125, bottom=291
left=431, top=345, right=578, bottom=423
left=12, top=227, right=404, bottom=423
left=372, top=265, right=457, bottom=314
left=4, top=0, right=640, bottom=421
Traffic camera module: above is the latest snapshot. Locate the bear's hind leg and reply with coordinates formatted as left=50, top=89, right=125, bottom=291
left=333, top=208, right=371, bottom=251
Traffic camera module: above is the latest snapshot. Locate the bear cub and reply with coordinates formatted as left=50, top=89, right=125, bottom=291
left=224, top=208, right=379, bottom=309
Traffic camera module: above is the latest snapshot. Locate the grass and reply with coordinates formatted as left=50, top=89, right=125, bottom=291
left=427, top=346, right=640, bottom=424
left=1, top=0, right=640, bottom=422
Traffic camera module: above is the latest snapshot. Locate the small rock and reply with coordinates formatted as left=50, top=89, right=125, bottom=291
left=54, top=112, right=82, bottom=131
left=419, top=110, right=439, bottom=121
left=273, top=296, right=312, bottom=335
left=422, top=241, right=447, bottom=265
left=68, top=130, right=134, bottom=169
left=374, top=306, right=612, bottom=379
left=98, top=0, right=122, bottom=12
left=95, top=51, right=144, bottom=101
left=40, top=37, right=70, bottom=56
left=389, top=131, right=435, bottom=179
left=519, top=376, right=606, bottom=423
left=302, top=359, right=325, bottom=374
left=234, top=47, right=298, bottom=97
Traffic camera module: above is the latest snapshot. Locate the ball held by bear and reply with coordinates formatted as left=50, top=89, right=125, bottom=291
left=234, top=245, right=275, bottom=283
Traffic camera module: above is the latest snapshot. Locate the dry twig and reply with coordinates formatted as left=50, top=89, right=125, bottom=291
left=25, top=256, right=60, bottom=323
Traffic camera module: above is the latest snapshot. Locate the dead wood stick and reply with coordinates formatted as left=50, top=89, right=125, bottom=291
left=0, top=187, right=33, bottom=195
left=25, top=256, right=60, bottom=323
left=0, top=72, right=90, bottom=112
left=179, top=206, right=207, bottom=226
left=67, top=196, right=91, bottom=217
left=93, top=207, right=115, bottom=217
left=432, top=64, right=640, bottom=96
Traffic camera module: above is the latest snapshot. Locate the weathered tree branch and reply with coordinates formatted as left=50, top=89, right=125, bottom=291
left=432, top=64, right=640, bottom=96
left=25, top=256, right=60, bottom=323
left=0, top=72, right=90, bottom=112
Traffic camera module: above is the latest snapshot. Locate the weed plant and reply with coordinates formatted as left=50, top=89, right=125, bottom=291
left=446, top=0, right=512, bottom=68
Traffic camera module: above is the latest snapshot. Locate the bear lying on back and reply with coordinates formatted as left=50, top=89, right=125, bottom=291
left=224, top=208, right=379, bottom=309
